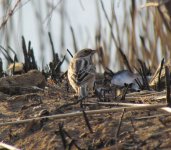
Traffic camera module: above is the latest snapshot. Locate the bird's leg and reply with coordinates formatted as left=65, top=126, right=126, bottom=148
left=88, top=79, right=96, bottom=96
left=79, top=86, right=88, bottom=98
left=78, top=86, right=88, bottom=108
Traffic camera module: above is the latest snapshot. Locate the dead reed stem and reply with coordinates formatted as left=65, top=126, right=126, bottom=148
left=0, top=103, right=167, bottom=126
left=0, top=0, right=21, bottom=29
left=0, top=142, right=20, bottom=150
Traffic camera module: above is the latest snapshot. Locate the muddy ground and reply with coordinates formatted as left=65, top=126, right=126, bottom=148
left=0, top=71, right=171, bottom=150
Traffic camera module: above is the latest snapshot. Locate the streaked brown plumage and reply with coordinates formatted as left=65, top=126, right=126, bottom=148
left=68, top=49, right=97, bottom=98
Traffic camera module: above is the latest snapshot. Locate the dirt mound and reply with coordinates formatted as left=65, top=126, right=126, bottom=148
left=0, top=71, right=171, bottom=150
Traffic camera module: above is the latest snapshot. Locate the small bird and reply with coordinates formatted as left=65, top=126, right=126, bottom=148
left=68, top=49, right=97, bottom=98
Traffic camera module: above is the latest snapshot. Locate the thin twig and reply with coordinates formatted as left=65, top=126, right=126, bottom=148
left=0, top=104, right=167, bottom=126
left=48, top=32, right=55, bottom=57
left=58, top=123, right=67, bottom=149
left=0, top=58, right=3, bottom=77
left=121, top=84, right=129, bottom=100
left=82, top=110, right=93, bottom=133
left=12, top=55, right=16, bottom=75
left=70, top=26, right=78, bottom=52
left=100, top=0, right=119, bottom=48
left=0, top=0, right=21, bottom=29
left=8, top=46, right=18, bottom=61
left=118, top=48, right=133, bottom=73
left=137, top=59, right=150, bottom=90
left=67, top=49, right=73, bottom=58
left=133, top=113, right=170, bottom=121
left=54, top=55, right=66, bottom=72
left=83, top=102, right=163, bottom=107
left=115, top=108, right=126, bottom=138
left=43, top=0, right=63, bottom=25
left=165, top=66, right=171, bottom=106
left=157, top=58, right=165, bottom=90
left=63, top=130, right=82, bottom=150
left=135, top=78, right=143, bottom=89
left=0, top=142, right=20, bottom=150
left=0, top=45, right=14, bottom=63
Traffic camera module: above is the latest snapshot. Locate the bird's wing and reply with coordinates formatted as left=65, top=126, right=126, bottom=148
left=71, top=58, right=95, bottom=85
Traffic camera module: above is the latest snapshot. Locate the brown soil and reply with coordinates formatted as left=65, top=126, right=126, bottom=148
left=0, top=75, right=171, bottom=150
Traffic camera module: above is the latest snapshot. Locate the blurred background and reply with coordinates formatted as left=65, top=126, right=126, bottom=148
left=0, top=0, right=171, bottom=73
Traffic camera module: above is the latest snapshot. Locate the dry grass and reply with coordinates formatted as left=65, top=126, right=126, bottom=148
left=0, top=0, right=171, bottom=72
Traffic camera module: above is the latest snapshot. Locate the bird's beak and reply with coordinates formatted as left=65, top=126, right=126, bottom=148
left=91, top=50, right=97, bottom=54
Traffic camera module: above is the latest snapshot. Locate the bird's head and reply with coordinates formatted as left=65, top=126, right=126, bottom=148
left=74, top=49, right=97, bottom=58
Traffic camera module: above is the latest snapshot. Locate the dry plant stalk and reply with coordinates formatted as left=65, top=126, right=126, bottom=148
left=0, top=0, right=21, bottom=29
left=0, top=142, right=21, bottom=150
left=0, top=103, right=167, bottom=126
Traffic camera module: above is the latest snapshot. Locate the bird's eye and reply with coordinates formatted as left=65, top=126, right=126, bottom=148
left=84, top=50, right=90, bottom=54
